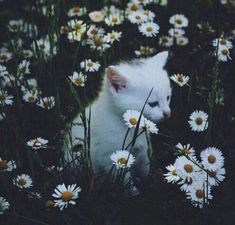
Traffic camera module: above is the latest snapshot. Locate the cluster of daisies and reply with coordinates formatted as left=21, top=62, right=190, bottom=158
left=110, top=109, right=158, bottom=170
left=69, top=59, right=101, bottom=87
left=164, top=145, right=225, bottom=208
left=212, top=35, right=233, bottom=62
left=159, top=14, right=189, bottom=47
left=0, top=153, right=81, bottom=213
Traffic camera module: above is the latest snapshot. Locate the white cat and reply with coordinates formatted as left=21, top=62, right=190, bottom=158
left=64, top=51, right=171, bottom=182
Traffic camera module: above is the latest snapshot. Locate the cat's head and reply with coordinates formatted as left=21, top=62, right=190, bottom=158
left=105, top=51, right=171, bottom=122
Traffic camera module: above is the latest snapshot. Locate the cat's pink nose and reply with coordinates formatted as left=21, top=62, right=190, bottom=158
left=163, top=111, right=171, bottom=118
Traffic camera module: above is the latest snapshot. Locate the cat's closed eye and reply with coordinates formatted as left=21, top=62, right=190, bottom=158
left=148, top=101, right=159, bottom=107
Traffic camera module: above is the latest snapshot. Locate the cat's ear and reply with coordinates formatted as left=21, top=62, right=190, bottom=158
left=151, top=51, right=169, bottom=67
left=106, top=66, right=127, bottom=92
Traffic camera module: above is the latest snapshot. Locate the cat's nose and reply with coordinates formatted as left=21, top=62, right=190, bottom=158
left=163, top=111, right=171, bottom=118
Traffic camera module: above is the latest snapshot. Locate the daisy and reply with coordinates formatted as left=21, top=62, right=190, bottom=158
left=217, top=47, right=232, bottom=62
left=45, top=200, right=55, bottom=208
left=22, top=49, right=33, bottom=58
left=87, top=25, right=105, bottom=38
left=169, top=14, right=189, bottom=28
left=159, top=35, right=173, bottom=47
left=67, top=6, right=86, bottom=17
left=186, top=181, right=212, bottom=208
left=143, top=10, right=156, bottom=21
left=126, top=1, right=143, bottom=13
left=110, top=150, right=135, bottom=169
left=0, top=51, right=12, bottom=63
left=0, top=90, right=14, bottom=106
left=13, top=174, right=33, bottom=189
left=128, top=11, right=148, bottom=24
left=104, top=14, right=124, bottom=27
left=80, top=59, right=100, bottom=72
left=34, top=38, right=57, bottom=59
left=176, top=36, right=189, bottom=46
left=203, top=167, right=225, bottom=186
left=200, top=147, right=224, bottom=171
left=52, top=183, right=81, bottom=211
left=212, top=37, right=233, bottom=49
left=175, top=143, right=195, bottom=157
left=0, top=196, right=10, bottom=214
left=134, top=46, right=155, bottom=57
left=164, top=164, right=180, bottom=183
left=37, top=96, right=55, bottom=109
left=179, top=173, right=204, bottom=192
left=68, top=20, right=86, bottom=33
left=104, top=31, right=122, bottom=44
left=87, top=36, right=110, bottom=52
left=88, top=11, right=104, bottom=23
left=7, top=19, right=23, bottom=32
left=0, top=158, right=16, bottom=172
left=27, top=137, right=48, bottom=149
left=139, top=22, right=160, bottom=37
left=21, top=78, right=38, bottom=92
left=17, top=60, right=30, bottom=75
left=188, top=110, right=208, bottom=132
left=170, top=73, right=189, bottom=87
left=168, top=28, right=185, bottom=37
left=28, top=192, right=42, bottom=200
left=143, top=118, right=159, bottom=134
left=69, top=71, right=87, bottom=87
left=67, top=30, right=84, bottom=42
left=175, top=156, right=201, bottom=181
left=123, top=110, right=145, bottom=128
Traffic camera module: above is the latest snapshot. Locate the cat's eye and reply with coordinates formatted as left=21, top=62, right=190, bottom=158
left=148, top=101, right=159, bottom=107
left=167, top=96, right=170, bottom=101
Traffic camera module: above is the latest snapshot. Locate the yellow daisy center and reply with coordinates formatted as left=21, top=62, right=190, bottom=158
left=87, top=62, right=93, bottom=68
left=135, top=15, right=141, bottom=20
left=181, top=147, right=189, bottom=155
left=74, top=23, right=81, bottom=31
left=112, top=17, right=118, bottom=23
left=61, top=191, right=73, bottom=202
left=45, top=200, right=55, bottom=207
left=221, top=49, right=228, bottom=55
left=208, top=154, right=216, bottom=163
left=146, top=27, right=153, bottom=32
left=196, top=189, right=204, bottom=199
left=130, top=4, right=138, bottom=11
left=162, top=36, right=169, bottom=43
left=18, top=178, right=26, bottom=186
left=129, top=117, right=137, bottom=125
left=74, top=77, right=82, bottom=85
left=195, top=117, right=203, bottom=125
left=90, top=29, right=97, bottom=35
left=177, top=74, right=184, bottom=83
left=184, top=164, right=193, bottom=173
left=95, top=38, right=102, bottom=46
left=27, top=96, right=35, bottom=103
left=72, top=6, right=80, bottom=13
left=117, top=157, right=127, bottom=165
left=172, top=169, right=177, bottom=176
left=175, top=19, right=182, bottom=24
left=38, top=44, right=45, bottom=49
left=0, top=54, right=8, bottom=61
left=0, top=94, right=5, bottom=101
left=0, top=160, right=7, bottom=170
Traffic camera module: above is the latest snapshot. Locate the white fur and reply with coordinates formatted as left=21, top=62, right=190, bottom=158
left=64, top=51, right=172, bottom=180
